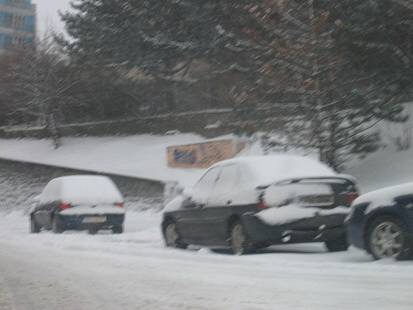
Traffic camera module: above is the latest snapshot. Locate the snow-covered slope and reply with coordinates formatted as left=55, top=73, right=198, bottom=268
left=3, top=131, right=411, bottom=194
left=345, top=147, right=413, bottom=193
left=0, top=134, right=210, bottom=187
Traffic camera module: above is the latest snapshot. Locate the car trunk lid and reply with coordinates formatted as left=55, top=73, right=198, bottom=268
left=261, top=176, right=358, bottom=210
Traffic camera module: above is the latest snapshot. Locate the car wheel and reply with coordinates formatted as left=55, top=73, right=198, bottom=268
left=88, top=227, right=99, bottom=235
left=163, top=221, right=187, bottom=249
left=325, top=235, right=349, bottom=252
left=52, top=216, right=64, bottom=234
left=230, top=222, right=253, bottom=255
left=30, top=216, right=40, bottom=233
left=112, top=225, right=124, bottom=234
left=367, top=216, right=412, bottom=261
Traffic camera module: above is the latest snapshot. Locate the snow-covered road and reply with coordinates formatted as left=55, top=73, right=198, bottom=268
left=0, top=211, right=412, bottom=310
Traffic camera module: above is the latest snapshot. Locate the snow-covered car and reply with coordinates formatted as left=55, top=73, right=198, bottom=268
left=347, top=183, right=413, bottom=260
left=162, top=155, right=358, bottom=254
left=30, top=175, right=125, bottom=234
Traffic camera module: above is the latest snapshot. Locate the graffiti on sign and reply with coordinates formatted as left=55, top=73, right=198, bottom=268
left=167, top=139, right=246, bottom=169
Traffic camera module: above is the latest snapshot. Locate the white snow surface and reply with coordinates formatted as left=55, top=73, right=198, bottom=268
left=212, top=155, right=336, bottom=188
left=353, top=182, right=413, bottom=210
left=0, top=210, right=412, bottom=310
left=0, top=134, right=211, bottom=187
left=256, top=205, right=350, bottom=226
left=343, top=103, right=413, bottom=193
left=40, top=175, right=123, bottom=205
left=345, top=147, right=413, bottom=193
left=163, top=195, right=188, bottom=212
left=0, top=135, right=328, bottom=189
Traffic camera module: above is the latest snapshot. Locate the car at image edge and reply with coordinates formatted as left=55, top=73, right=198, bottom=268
left=347, top=183, right=413, bottom=260
left=162, top=155, right=359, bottom=255
left=30, top=175, right=125, bottom=235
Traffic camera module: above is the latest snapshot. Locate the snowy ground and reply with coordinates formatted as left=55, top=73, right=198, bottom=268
left=1, top=210, right=412, bottom=310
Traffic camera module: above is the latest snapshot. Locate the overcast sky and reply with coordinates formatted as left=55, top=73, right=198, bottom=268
left=33, top=0, right=72, bottom=37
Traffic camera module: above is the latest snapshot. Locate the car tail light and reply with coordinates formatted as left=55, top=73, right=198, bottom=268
left=58, top=202, right=72, bottom=211
left=115, top=202, right=124, bottom=208
left=346, top=192, right=359, bottom=205
left=257, top=201, right=270, bottom=210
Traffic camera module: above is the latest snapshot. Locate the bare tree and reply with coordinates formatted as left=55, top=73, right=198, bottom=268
left=9, top=39, right=79, bottom=148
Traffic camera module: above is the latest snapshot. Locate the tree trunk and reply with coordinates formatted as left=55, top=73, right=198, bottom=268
left=46, top=113, right=61, bottom=149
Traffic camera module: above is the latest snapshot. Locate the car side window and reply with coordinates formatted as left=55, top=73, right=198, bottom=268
left=208, top=165, right=239, bottom=207
left=214, top=165, right=238, bottom=193
left=40, top=180, right=59, bottom=203
left=192, top=167, right=221, bottom=204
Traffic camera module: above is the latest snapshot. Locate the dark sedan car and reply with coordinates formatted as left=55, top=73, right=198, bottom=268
left=162, top=155, right=358, bottom=255
left=347, top=183, right=413, bottom=260
left=30, top=175, right=125, bottom=235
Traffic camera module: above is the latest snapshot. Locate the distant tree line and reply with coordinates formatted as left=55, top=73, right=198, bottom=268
left=1, top=0, right=413, bottom=168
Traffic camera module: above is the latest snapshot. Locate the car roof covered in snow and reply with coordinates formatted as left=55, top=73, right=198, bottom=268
left=353, top=182, right=413, bottom=208
left=209, top=155, right=337, bottom=187
left=40, top=175, right=123, bottom=205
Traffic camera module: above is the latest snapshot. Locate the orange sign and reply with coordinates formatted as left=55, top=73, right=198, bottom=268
left=167, top=139, right=246, bottom=169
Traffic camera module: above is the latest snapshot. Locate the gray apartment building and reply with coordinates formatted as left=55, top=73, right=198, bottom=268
left=0, top=0, right=36, bottom=53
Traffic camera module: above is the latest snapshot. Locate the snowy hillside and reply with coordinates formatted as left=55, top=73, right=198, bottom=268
left=0, top=134, right=211, bottom=187
left=346, top=147, right=413, bottom=193
left=2, top=129, right=413, bottom=193
left=345, top=103, right=413, bottom=193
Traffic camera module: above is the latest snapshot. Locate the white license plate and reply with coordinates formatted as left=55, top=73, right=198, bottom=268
left=83, top=216, right=107, bottom=224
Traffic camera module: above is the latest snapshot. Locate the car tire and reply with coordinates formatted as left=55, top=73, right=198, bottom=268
left=112, top=225, right=124, bottom=234
left=230, top=222, right=254, bottom=255
left=163, top=221, right=187, bottom=249
left=88, top=227, right=99, bottom=235
left=367, top=216, right=412, bottom=261
left=30, top=216, right=40, bottom=233
left=52, top=216, right=64, bottom=234
left=325, top=235, right=349, bottom=252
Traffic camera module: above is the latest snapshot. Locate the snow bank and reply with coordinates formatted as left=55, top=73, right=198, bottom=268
left=345, top=148, right=413, bottom=193
left=256, top=205, right=350, bottom=226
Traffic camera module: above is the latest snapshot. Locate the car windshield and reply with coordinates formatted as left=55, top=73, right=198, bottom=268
left=1, top=1, right=413, bottom=310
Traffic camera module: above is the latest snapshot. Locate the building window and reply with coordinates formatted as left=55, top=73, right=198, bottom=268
left=0, top=12, right=13, bottom=27
left=0, top=33, right=12, bottom=48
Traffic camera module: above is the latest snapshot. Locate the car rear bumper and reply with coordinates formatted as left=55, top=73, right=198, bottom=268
left=58, top=213, right=125, bottom=230
left=241, top=213, right=347, bottom=245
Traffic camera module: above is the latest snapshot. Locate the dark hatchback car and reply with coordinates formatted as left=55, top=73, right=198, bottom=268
left=347, top=183, right=413, bottom=260
left=162, top=155, right=358, bottom=255
left=30, top=175, right=125, bottom=235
